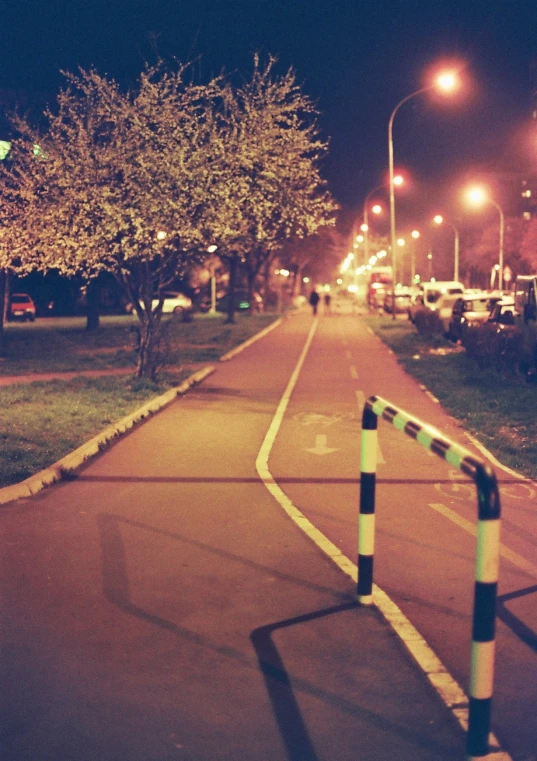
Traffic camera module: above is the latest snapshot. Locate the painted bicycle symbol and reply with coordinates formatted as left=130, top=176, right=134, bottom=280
left=434, top=469, right=536, bottom=501
left=293, top=411, right=355, bottom=428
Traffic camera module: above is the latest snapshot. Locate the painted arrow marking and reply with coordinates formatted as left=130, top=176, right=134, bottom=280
left=306, top=434, right=339, bottom=455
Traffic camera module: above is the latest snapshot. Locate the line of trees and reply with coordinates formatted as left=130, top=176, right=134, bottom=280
left=0, top=56, right=337, bottom=378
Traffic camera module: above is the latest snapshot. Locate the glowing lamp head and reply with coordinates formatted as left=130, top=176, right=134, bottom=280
left=156, top=230, right=167, bottom=241
left=360, top=223, right=368, bottom=232
left=207, top=244, right=218, bottom=253
left=411, top=230, right=420, bottom=239
left=435, top=70, right=459, bottom=93
left=433, top=215, right=444, bottom=225
left=372, top=204, right=382, bottom=215
left=397, top=238, right=405, bottom=247
left=393, top=175, right=404, bottom=187
left=466, top=186, right=488, bottom=207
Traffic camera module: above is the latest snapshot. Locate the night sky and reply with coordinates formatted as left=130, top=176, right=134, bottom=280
left=2, top=0, right=537, bottom=217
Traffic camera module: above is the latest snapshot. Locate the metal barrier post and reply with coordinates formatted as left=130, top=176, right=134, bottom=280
left=357, top=403, right=378, bottom=605
left=360, top=395, right=501, bottom=761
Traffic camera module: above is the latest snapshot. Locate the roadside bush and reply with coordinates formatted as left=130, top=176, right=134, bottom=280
left=464, top=325, right=522, bottom=375
left=414, top=309, right=443, bottom=337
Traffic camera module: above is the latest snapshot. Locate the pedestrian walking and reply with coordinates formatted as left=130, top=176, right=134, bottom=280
left=309, top=289, right=320, bottom=315
left=323, top=292, right=332, bottom=315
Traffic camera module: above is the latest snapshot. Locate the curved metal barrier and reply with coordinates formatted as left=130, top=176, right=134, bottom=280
left=360, top=395, right=501, bottom=761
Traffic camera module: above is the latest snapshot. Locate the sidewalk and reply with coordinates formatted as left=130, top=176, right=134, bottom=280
left=0, top=313, right=467, bottom=761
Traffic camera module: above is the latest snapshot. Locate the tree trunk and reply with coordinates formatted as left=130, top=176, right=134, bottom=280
left=292, top=264, right=302, bottom=297
left=225, top=253, right=238, bottom=324
left=246, top=266, right=256, bottom=316
left=86, top=277, right=100, bottom=331
left=135, top=311, right=167, bottom=381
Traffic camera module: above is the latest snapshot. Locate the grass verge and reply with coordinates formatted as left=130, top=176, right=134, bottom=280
left=0, top=312, right=278, bottom=375
left=0, top=312, right=280, bottom=488
left=364, top=315, right=537, bottom=481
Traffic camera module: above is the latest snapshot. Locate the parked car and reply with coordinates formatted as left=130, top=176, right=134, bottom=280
left=463, top=297, right=519, bottom=370
left=217, top=291, right=263, bottom=313
left=446, top=291, right=504, bottom=343
left=407, top=281, right=465, bottom=323
left=128, top=292, right=193, bottom=315
left=8, top=293, right=36, bottom=322
left=513, top=275, right=537, bottom=376
left=153, top=292, right=192, bottom=314
left=199, top=290, right=263, bottom=314
left=383, top=287, right=414, bottom=314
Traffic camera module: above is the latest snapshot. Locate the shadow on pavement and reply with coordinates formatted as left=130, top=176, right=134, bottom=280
left=497, top=584, right=537, bottom=653
left=97, top=512, right=463, bottom=759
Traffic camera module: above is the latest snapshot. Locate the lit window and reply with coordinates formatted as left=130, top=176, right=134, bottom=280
left=523, top=211, right=532, bottom=220
left=522, top=189, right=532, bottom=198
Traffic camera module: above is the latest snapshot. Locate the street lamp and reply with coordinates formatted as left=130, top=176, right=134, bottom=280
left=433, top=215, right=460, bottom=282
left=410, top=229, right=420, bottom=285
left=388, top=68, right=460, bottom=315
left=465, top=186, right=505, bottom=290
left=207, top=244, right=218, bottom=313
left=361, top=176, right=402, bottom=269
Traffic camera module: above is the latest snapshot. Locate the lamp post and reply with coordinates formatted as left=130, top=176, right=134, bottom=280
left=207, top=245, right=218, bottom=313
left=433, top=215, right=460, bottom=282
left=410, top=229, right=420, bottom=285
left=388, top=69, right=460, bottom=316
left=465, top=186, right=505, bottom=291
left=362, top=184, right=392, bottom=267
left=396, top=237, right=406, bottom=284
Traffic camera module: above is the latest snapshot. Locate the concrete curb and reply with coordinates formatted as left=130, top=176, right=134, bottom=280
left=0, top=365, right=216, bottom=507
left=0, top=313, right=290, bottom=507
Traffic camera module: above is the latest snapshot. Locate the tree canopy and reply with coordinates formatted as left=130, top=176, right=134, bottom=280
left=0, top=57, right=336, bottom=377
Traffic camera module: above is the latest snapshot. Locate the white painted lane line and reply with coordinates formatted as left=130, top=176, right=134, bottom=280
left=253, top=330, right=516, bottom=756
left=349, top=365, right=358, bottom=379
left=429, top=503, right=537, bottom=579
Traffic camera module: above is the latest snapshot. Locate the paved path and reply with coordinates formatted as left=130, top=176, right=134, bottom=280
left=0, top=313, right=499, bottom=760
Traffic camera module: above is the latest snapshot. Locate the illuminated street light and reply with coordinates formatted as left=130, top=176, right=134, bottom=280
left=156, top=230, right=167, bottom=241
left=409, top=230, right=420, bottom=284
left=465, top=185, right=505, bottom=290
left=388, top=68, right=461, bottom=315
left=206, top=244, right=219, bottom=313
left=361, top=176, right=402, bottom=271
left=433, top=214, right=460, bottom=282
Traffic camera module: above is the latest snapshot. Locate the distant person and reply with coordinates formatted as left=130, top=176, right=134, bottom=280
left=323, top=292, right=332, bottom=315
left=309, top=289, right=320, bottom=315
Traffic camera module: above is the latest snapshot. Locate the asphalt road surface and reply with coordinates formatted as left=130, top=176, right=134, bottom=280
left=1, top=310, right=535, bottom=761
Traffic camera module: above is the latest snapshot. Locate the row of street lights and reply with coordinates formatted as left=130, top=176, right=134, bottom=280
left=388, top=70, right=460, bottom=295
left=357, top=64, right=509, bottom=315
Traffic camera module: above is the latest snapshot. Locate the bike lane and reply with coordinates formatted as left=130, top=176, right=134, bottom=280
left=268, top=312, right=536, bottom=761
left=0, top=312, right=465, bottom=761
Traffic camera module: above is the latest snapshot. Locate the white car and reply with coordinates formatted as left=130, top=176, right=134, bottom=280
left=152, top=292, right=192, bottom=314
left=130, top=291, right=192, bottom=314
